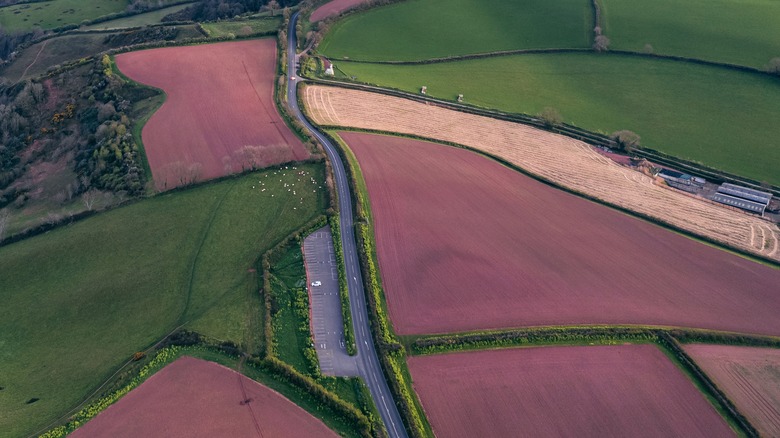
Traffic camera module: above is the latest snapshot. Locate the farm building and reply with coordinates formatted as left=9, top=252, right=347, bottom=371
left=711, top=183, right=772, bottom=215
left=658, top=169, right=705, bottom=193
left=323, top=58, right=335, bottom=76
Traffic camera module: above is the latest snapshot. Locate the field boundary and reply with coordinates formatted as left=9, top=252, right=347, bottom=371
left=301, top=77, right=780, bottom=197
left=315, top=125, right=780, bottom=268
left=38, top=343, right=370, bottom=438
left=408, top=326, right=780, bottom=356
left=328, top=214, right=358, bottom=355
left=659, top=334, right=759, bottom=437
left=36, top=213, right=375, bottom=438
left=321, top=46, right=773, bottom=80
left=407, top=326, right=777, bottom=437
left=258, top=214, right=375, bottom=437
left=316, top=129, right=438, bottom=438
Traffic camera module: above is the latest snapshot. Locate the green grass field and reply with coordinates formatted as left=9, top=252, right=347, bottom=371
left=335, top=53, right=780, bottom=184
left=0, top=164, right=327, bottom=437
left=0, top=25, right=203, bottom=82
left=201, top=16, right=282, bottom=38
left=269, top=243, right=315, bottom=375
left=83, top=2, right=194, bottom=30
left=0, top=0, right=128, bottom=32
left=601, top=0, right=780, bottom=69
left=318, top=0, right=593, bottom=62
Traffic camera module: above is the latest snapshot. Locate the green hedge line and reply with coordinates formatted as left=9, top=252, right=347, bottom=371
left=260, top=356, right=373, bottom=437
left=409, top=326, right=774, bottom=437
left=38, top=339, right=372, bottom=438
left=304, top=66, right=779, bottom=197
left=411, top=326, right=780, bottom=355
left=257, top=215, right=379, bottom=437
left=39, top=346, right=189, bottom=438
left=658, top=334, right=758, bottom=437
left=318, top=125, right=780, bottom=269
left=667, top=329, right=780, bottom=348
left=412, top=326, right=658, bottom=355
left=329, top=214, right=357, bottom=355
left=321, top=130, right=430, bottom=438
left=261, top=214, right=328, bottom=357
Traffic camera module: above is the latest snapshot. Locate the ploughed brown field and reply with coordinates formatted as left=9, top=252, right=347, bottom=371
left=407, top=345, right=734, bottom=438
left=310, top=0, right=369, bottom=22
left=304, top=85, right=780, bottom=261
left=339, top=131, right=780, bottom=335
left=116, top=40, right=309, bottom=190
left=71, top=356, right=338, bottom=437
left=685, top=344, right=780, bottom=437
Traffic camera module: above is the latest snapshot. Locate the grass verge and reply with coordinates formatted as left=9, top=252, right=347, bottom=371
left=322, top=131, right=432, bottom=438
left=329, top=214, right=357, bottom=355
left=200, top=16, right=283, bottom=38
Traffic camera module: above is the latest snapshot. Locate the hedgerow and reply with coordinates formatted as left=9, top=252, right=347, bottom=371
left=38, top=346, right=186, bottom=438
left=329, top=214, right=357, bottom=355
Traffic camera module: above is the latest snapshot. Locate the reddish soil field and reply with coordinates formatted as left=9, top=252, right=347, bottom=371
left=310, top=0, right=369, bottom=22
left=340, top=131, right=780, bottom=335
left=116, top=40, right=308, bottom=190
left=407, top=345, right=734, bottom=438
left=71, top=356, right=338, bottom=437
left=685, top=344, right=780, bottom=437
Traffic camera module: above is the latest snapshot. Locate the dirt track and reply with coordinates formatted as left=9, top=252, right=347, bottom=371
left=71, top=356, right=338, bottom=437
left=338, top=131, right=780, bottom=336
left=685, top=344, right=780, bottom=437
left=116, top=40, right=309, bottom=191
left=303, top=85, right=780, bottom=262
left=408, top=345, right=733, bottom=438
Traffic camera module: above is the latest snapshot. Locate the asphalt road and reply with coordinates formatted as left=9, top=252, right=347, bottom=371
left=286, top=12, right=408, bottom=438
left=303, top=226, right=359, bottom=377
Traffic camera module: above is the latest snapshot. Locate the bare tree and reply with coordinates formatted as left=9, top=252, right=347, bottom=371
left=611, top=130, right=641, bottom=153
left=46, top=212, right=62, bottom=225
left=539, top=107, right=563, bottom=128
left=267, top=0, right=280, bottom=16
left=593, top=35, right=610, bottom=52
left=0, top=210, right=10, bottom=242
left=80, top=175, right=91, bottom=191
left=82, top=190, right=99, bottom=211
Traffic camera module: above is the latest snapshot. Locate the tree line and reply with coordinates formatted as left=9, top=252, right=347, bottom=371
left=162, top=0, right=299, bottom=22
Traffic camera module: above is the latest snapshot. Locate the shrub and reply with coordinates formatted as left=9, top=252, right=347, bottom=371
left=539, top=107, right=562, bottom=128
left=611, top=130, right=641, bottom=152
left=593, top=34, right=610, bottom=52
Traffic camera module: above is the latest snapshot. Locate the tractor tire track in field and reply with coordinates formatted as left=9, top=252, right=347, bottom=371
left=236, top=355, right=265, bottom=437
left=242, top=60, right=289, bottom=141
left=178, top=179, right=238, bottom=325
left=723, top=364, right=780, bottom=427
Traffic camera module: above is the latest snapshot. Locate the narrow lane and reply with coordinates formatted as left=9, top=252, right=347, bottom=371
left=285, top=12, right=408, bottom=438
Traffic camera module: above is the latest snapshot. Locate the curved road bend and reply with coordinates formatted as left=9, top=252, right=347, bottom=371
left=286, top=12, right=408, bottom=438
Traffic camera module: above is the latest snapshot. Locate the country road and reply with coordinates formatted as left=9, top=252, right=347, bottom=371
left=285, top=11, right=408, bottom=438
